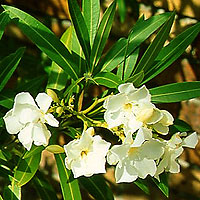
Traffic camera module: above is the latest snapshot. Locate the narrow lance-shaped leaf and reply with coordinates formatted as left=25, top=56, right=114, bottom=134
left=133, top=178, right=150, bottom=195
left=0, top=11, right=11, bottom=40
left=3, top=179, right=21, bottom=200
left=68, top=0, right=91, bottom=64
left=79, top=175, right=114, bottom=200
left=33, top=171, right=58, bottom=200
left=2, top=5, right=79, bottom=80
left=126, top=70, right=144, bottom=87
left=93, top=72, right=123, bottom=88
left=98, top=12, right=171, bottom=73
left=143, top=22, right=200, bottom=84
left=133, top=12, right=175, bottom=75
left=55, top=153, right=82, bottom=200
left=47, top=26, right=72, bottom=90
left=117, top=0, right=126, bottom=23
left=0, top=47, right=25, bottom=92
left=0, top=89, right=14, bottom=109
left=14, top=152, right=41, bottom=187
left=90, top=1, right=116, bottom=72
left=150, top=81, right=200, bottom=103
left=83, top=0, right=100, bottom=45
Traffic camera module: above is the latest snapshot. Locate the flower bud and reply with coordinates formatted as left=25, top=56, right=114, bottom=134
left=46, top=89, right=59, bottom=103
left=45, top=145, right=65, bottom=154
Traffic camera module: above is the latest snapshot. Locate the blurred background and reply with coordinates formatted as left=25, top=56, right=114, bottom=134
left=0, top=0, right=200, bottom=199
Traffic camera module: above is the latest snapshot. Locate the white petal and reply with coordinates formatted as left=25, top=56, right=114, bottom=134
left=19, top=107, right=40, bottom=124
left=35, top=93, right=52, bottom=113
left=3, top=109, right=24, bottom=134
left=141, top=139, right=164, bottom=160
left=44, top=113, right=59, bottom=127
left=14, top=92, right=36, bottom=107
left=124, top=117, right=143, bottom=135
left=106, top=93, right=128, bottom=112
left=128, top=85, right=151, bottom=103
left=146, top=108, right=163, bottom=124
left=18, top=123, right=34, bottom=151
left=115, top=161, right=138, bottom=183
left=32, top=123, right=51, bottom=146
left=160, top=110, right=174, bottom=126
left=134, top=158, right=157, bottom=178
left=153, top=123, right=169, bottom=135
left=118, top=83, right=136, bottom=94
left=182, top=132, right=198, bottom=148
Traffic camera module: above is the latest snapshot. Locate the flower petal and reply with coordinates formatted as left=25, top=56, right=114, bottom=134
left=3, top=109, right=24, bottom=134
left=134, top=158, right=157, bottom=178
left=146, top=108, right=163, bottom=124
left=18, top=123, right=34, bottom=151
left=160, top=110, right=174, bottom=126
left=153, top=123, right=169, bottom=135
left=118, top=83, right=136, bottom=94
left=32, top=123, right=51, bottom=146
left=14, top=92, right=36, bottom=107
left=35, top=93, right=52, bottom=113
left=182, top=132, right=198, bottom=148
left=44, top=113, right=59, bottom=127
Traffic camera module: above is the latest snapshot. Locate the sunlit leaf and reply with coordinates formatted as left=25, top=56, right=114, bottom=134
left=55, top=153, right=82, bottom=200
left=83, top=0, right=100, bottom=45
left=0, top=11, right=11, bottom=40
left=90, top=1, right=116, bottom=72
left=14, top=153, right=41, bottom=187
left=143, top=22, right=200, bottom=84
left=93, top=72, right=122, bottom=88
left=68, top=0, right=91, bottom=64
left=150, top=81, right=200, bottom=103
left=23, top=145, right=44, bottom=159
left=2, top=5, right=79, bottom=80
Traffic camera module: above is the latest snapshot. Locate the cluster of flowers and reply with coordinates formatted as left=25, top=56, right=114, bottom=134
left=3, top=83, right=198, bottom=183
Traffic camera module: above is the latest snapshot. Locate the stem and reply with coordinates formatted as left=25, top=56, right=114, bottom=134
left=81, top=95, right=110, bottom=115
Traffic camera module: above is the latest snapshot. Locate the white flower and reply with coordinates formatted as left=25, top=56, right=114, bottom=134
left=107, top=128, right=164, bottom=183
left=103, top=83, right=151, bottom=134
left=3, top=92, right=59, bottom=150
left=104, top=83, right=174, bottom=135
left=64, top=127, right=111, bottom=178
left=155, top=132, right=198, bottom=180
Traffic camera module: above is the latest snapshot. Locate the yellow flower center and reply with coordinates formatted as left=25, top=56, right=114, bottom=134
left=123, top=103, right=132, bottom=111
left=128, top=147, right=139, bottom=155
left=81, top=150, right=88, bottom=158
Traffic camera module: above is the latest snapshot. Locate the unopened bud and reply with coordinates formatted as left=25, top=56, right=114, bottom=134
left=46, top=89, right=59, bottom=103
left=45, top=145, right=65, bottom=154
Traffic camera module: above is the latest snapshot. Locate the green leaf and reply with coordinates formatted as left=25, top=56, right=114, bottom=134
left=0, top=90, right=15, bottom=109
left=2, top=5, right=79, bottom=80
left=55, top=153, right=82, bottom=200
left=150, top=81, right=200, bottom=103
left=98, top=12, right=171, bottom=73
left=133, top=12, right=175, bottom=75
left=134, top=178, right=150, bottom=195
left=0, top=11, right=11, bottom=40
left=47, top=27, right=72, bottom=90
left=93, top=72, right=122, bottom=88
left=123, top=47, right=140, bottom=81
left=3, top=179, right=21, bottom=200
left=90, top=1, right=116, bottom=72
left=33, top=171, right=58, bottom=200
left=125, top=71, right=144, bottom=87
left=79, top=175, right=114, bottom=200
left=0, top=194, right=3, bottom=200
left=143, top=22, right=200, bottom=84
left=0, top=47, right=25, bottom=92
left=14, top=153, right=41, bottom=187
left=23, top=145, right=44, bottom=159
left=152, top=173, right=169, bottom=197
left=117, top=0, right=126, bottom=23
left=83, top=0, right=100, bottom=45
left=170, top=119, right=193, bottom=134
left=68, top=0, right=91, bottom=63
left=0, top=149, right=12, bottom=161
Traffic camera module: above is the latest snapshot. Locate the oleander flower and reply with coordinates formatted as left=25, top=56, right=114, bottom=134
left=3, top=92, right=59, bottom=150
left=64, top=127, right=111, bottom=178
left=155, top=132, right=198, bottom=180
left=103, top=83, right=151, bottom=134
left=104, top=83, right=174, bottom=135
left=107, top=127, right=164, bottom=183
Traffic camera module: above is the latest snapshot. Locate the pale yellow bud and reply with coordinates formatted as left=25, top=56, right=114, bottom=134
left=45, top=145, right=65, bottom=154
left=46, top=89, right=59, bottom=103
